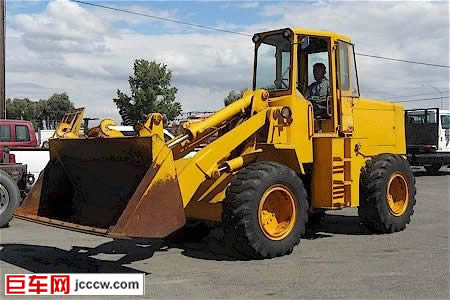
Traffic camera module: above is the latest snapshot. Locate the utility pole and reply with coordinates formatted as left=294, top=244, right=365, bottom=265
left=0, top=0, right=5, bottom=119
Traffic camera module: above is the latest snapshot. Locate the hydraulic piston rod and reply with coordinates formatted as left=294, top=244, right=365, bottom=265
left=185, top=94, right=253, bottom=140
left=167, top=134, right=189, bottom=148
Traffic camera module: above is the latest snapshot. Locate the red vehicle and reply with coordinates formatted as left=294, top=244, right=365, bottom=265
left=0, top=120, right=38, bottom=148
left=0, top=120, right=38, bottom=227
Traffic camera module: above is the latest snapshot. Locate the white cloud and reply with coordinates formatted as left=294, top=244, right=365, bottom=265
left=6, top=0, right=254, bottom=120
left=239, top=2, right=259, bottom=9
left=253, top=1, right=449, bottom=106
left=14, top=0, right=108, bottom=54
left=5, top=0, right=450, bottom=123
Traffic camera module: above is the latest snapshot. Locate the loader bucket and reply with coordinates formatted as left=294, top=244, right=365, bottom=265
left=14, top=136, right=186, bottom=238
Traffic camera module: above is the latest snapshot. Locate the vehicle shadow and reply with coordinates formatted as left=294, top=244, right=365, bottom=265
left=0, top=240, right=156, bottom=274
left=307, top=214, right=373, bottom=237
left=0, top=214, right=375, bottom=271
left=173, top=214, right=374, bottom=260
left=0, top=223, right=241, bottom=274
left=167, top=226, right=247, bottom=261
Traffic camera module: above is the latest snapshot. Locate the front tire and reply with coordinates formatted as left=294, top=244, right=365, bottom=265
left=358, top=154, right=416, bottom=233
left=223, top=161, right=308, bottom=259
left=0, top=170, right=21, bottom=228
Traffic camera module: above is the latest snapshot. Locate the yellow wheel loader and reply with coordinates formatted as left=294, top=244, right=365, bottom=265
left=14, top=28, right=416, bottom=259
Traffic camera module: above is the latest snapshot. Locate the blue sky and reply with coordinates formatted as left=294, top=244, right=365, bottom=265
left=7, top=1, right=266, bottom=34
left=4, top=0, right=449, bottom=120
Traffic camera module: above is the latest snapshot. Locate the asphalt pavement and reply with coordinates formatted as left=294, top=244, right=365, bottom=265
left=0, top=167, right=448, bottom=299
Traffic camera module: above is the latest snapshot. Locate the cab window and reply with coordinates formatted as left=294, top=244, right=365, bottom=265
left=297, top=36, right=332, bottom=119
left=406, top=110, right=437, bottom=124
left=297, top=36, right=330, bottom=99
left=15, top=125, right=30, bottom=142
left=337, top=41, right=360, bottom=97
left=254, top=33, right=291, bottom=92
left=441, top=115, right=450, bottom=129
left=0, top=125, right=11, bottom=142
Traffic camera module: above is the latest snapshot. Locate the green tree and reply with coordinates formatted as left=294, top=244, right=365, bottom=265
left=224, top=88, right=248, bottom=106
left=44, top=93, right=75, bottom=129
left=6, top=98, right=36, bottom=122
left=114, top=59, right=182, bottom=125
left=34, top=99, right=50, bottom=130
left=6, top=93, right=75, bottom=130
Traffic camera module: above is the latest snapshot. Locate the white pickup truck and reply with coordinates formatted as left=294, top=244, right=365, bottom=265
left=36, top=129, right=55, bottom=149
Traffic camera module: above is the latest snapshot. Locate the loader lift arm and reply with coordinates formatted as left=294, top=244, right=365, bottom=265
left=172, top=90, right=271, bottom=207
left=15, top=88, right=290, bottom=238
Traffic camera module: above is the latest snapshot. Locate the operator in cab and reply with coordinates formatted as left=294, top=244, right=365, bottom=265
left=305, top=63, right=329, bottom=116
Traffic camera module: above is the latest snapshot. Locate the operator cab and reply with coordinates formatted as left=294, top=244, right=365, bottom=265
left=252, top=28, right=360, bottom=134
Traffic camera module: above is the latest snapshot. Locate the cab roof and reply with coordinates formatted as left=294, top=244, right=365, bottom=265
left=291, top=27, right=352, bottom=43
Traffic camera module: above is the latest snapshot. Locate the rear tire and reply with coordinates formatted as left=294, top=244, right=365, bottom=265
left=223, top=161, right=308, bottom=259
left=0, top=170, right=21, bottom=228
left=358, top=154, right=416, bottom=233
left=424, top=163, right=441, bottom=175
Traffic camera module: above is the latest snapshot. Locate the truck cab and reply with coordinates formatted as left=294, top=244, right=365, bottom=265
left=0, top=120, right=38, bottom=148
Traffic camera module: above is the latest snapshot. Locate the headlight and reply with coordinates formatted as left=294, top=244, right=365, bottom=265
left=252, top=34, right=260, bottom=43
left=26, top=174, right=35, bottom=185
left=280, top=106, right=292, bottom=119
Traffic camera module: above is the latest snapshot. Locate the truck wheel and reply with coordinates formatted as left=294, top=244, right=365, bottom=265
left=0, top=170, right=21, bottom=228
left=223, top=161, right=308, bottom=259
left=358, top=154, right=416, bottom=233
left=424, top=163, right=441, bottom=175
left=42, top=141, right=49, bottom=149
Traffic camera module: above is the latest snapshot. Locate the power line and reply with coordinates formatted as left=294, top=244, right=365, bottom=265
left=72, top=0, right=450, bottom=69
left=355, top=53, right=449, bottom=69
left=71, top=0, right=251, bottom=37
left=362, top=89, right=449, bottom=98
left=393, top=96, right=449, bottom=103
left=361, top=82, right=450, bottom=97
left=367, top=91, right=449, bottom=100
left=392, top=91, right=449, bottom=99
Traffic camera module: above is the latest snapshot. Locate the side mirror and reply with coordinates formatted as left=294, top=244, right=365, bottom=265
left=300, top=36, right=310, bottom=50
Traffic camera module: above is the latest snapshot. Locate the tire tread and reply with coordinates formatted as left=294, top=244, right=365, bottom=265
left=223, top=161, right=308, bottom=259
left=358, top=154, right=416, bottom=233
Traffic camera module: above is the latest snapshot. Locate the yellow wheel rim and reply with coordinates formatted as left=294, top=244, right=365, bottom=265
left=258, top=184, right=297, bottom=240
left=387, top=172, right=409, bottom=216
